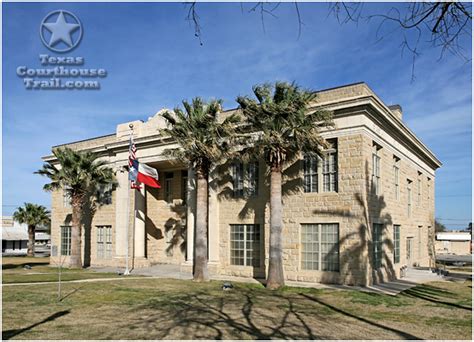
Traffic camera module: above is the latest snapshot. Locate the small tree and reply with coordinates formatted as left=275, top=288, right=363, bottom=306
left=160, top=98, right=240, bottom=281
left=36, top=148, right=116, bottom=268
left=13, top=203, right=50, bottom=257
left=435, top=219, right=447, bottom=232
left=236, top=81, right=333, bottom=289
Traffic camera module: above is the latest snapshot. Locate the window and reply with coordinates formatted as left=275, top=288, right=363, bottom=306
left=393, top=225, right=400, bottom=264
left=427, top=177, right=431, bottom=201
left=393, top=156, right=400, bottom=200
left=323, top=149, right=337, bottom=192
left=246, top=163, right=259, bottom=196
left=232, top=162, right=258, bottom=197
left=303, top=140, right=338, bottom=193
left=181, top=170, right=188, bottom=205
left=63, top=188, right=72, bottom=208
left=97, top=225, right=112, bottom=259
left=61, top=226, right=71, bottom=256
left=417, top=172, right=422, bottom=206
left=418, top=226, right=422, bottom=258
left=165, top=172, right=173, bottom=203
left=301, top=223, right=339, bottom=272
left=230, top=224, right=261, bottom=267
left=372, top=144, right=381, bottom=195
left=97, top=184, right=113, bottom=205
left=373, top=223, right=383, bottom=269
left=303, top=154, right=318, bottom=193
left=407, top=180, right=412, bottom=217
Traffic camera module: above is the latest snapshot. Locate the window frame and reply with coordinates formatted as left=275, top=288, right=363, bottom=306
left=303, top=139, right=338, bottom=193
left=301, top=223, right=340, bottom=272
left=97, top=225, right=112, bottom=259
left=407, top=180, right=412, bottom=217
left=63, top=188, right=72, bottom=208
left=164, top=172, right=174, bottom=203
left=393, top=225, right=400, bottom=264
left=393, top=156, right=400, bottom=200
left=372, top=223, right=383, bottom=269
left=372, top=144, right=381, bottom=195
left=60, top=225, right=71, bottom=256
left=232, top=161, right=259, bottom=198
left=181, top=170, right=188, bottom=205
left=229, top=224, right=261, bottom=267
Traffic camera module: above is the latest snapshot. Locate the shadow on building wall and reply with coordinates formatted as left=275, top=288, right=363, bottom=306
left=314, top=161, right=395, bottom=285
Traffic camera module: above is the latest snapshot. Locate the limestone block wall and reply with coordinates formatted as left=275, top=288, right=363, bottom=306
left=145, top=169, right=187, bottom=265
left=215, top=134, right=370, bottom=285
left=50, top=188, right=118, bottom=267
left=362, top=132, right=436, bottom=284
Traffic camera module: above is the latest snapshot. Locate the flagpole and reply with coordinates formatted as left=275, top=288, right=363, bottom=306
left=124, top=123, right=134, bottom=276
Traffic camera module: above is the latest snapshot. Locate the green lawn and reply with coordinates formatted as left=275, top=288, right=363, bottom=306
left=2, top=265, right=472, bottom=340
left=2, top=257, right=120, bottom=284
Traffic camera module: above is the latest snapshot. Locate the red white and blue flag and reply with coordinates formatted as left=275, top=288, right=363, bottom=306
left=129, top=135, right=161, bottom=189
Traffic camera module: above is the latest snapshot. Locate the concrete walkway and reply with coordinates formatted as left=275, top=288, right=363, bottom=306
left=89, top=264, right=449, bottom=295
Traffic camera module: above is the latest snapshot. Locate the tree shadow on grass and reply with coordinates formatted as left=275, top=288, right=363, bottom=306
left=299, top=293, right=420, bottom=339
left=400, top=284, right=471, bottom=311
left=124, top=285, right=424, bottom=339
left=2, top=310, right=70, bottom=340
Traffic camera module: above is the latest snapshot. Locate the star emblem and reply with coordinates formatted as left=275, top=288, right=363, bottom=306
left=40, top=10, right=82, bottom=52
left=42, top=11, right=80, bottom=47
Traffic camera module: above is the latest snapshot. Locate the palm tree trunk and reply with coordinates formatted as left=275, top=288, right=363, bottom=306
left=266, top=168, right=285, bottom=289
left=193, top=167, right=209, bottom=281
left=27, top=225, right=35, bottom=257
left=69, top=196, right=83, bottom=268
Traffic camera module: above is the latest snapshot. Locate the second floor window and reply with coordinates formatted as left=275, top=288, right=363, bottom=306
left=97, top=184, right=113, bottom=205
left=232, top=162, right=259, bottom=198
left=303, top=139, right=338, bottom=193
left=417, top=172, right=422, bottom=206
left=372, top=144, right=381, bottom=195
left=407, top=180, right=412, bottom=217
left=63, top=188, right=72, bottom=208
left=165, top=172, right=173, bottom=203
left=393, top=156, right=400, bottom=200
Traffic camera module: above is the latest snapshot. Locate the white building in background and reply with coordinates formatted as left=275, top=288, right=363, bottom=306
left=1, top=216, right=51, bottom=256
left=435, top=231, right=472, bottom=255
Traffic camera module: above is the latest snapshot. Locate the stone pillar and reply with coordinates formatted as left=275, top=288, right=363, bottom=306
left=208, top=167, right=220, bottom=264
left=134, top=184, right=146, bottom=258
left=115, top=166, right=129, bottom=257
left=186, top=168, right=196, bottom=262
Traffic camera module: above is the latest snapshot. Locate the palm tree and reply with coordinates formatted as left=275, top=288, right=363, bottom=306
left=36, top=147, right=116, bottom=268
left=13, top=203, right=50, bottom=257
left=236, top=81, right=333, bottom=289
left=160, top=97, right=240, bottom=281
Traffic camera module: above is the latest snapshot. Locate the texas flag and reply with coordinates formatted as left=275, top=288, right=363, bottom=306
left=129, top=159, right=161, bottom=188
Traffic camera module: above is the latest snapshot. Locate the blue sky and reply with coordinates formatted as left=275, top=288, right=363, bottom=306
left=2, top=2, right=472, bottom=229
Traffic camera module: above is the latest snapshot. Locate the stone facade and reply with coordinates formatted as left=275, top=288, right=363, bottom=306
left=46, top=82, right=441, bottom=285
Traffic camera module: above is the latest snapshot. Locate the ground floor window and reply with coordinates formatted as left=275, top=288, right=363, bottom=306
left=301, top=223, right=339, bottom=272
left=97, top=225, right=112, bottom=259
left=393, top=225, right=400, bottom=264
left=61, top=226, right=71, bottom=256
left=230, top=224, right=261, bottom=267
left=373, top=223, right=383, bottom=269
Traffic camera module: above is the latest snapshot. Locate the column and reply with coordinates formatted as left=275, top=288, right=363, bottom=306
left=208, top=167, right=220, bottom=263
left=115, top=166, right=129, bottom=257
left=134, top=184, right=146, bottom=258
left=186, top=168, right=196, bottom=262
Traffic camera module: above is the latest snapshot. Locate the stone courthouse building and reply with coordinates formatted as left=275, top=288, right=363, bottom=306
left=45, top=83, right=441, bottom=285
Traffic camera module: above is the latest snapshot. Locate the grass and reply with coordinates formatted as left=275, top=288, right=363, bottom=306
left=2, top=258, right=472, bottom=340
left=2, top=256, right=120, bottom=284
